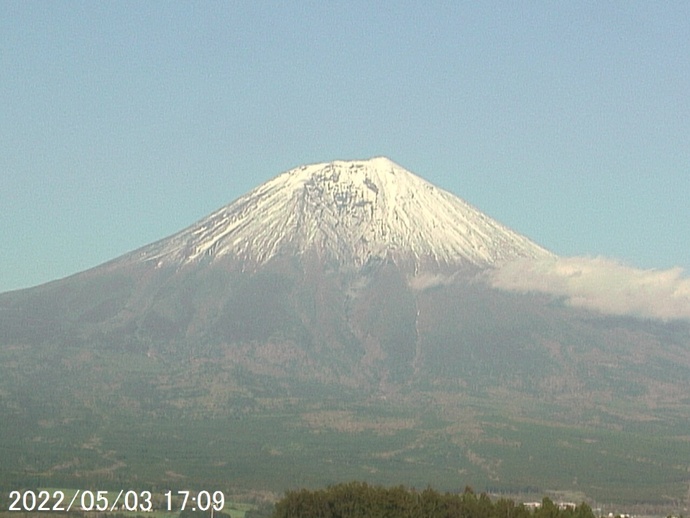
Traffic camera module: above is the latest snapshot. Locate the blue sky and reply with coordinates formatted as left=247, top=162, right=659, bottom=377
left=2, top=2, right=688, bottom=292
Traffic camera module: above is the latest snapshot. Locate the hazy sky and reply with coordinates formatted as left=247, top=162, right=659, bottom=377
left=2, top=2, right=688, bottom=292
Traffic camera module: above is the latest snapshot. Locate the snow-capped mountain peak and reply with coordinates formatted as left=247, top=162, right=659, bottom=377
left=125, top=157, right=554, bottom=271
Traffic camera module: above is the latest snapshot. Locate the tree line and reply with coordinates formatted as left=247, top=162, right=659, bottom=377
left=272, top=482, right=596, bottom=518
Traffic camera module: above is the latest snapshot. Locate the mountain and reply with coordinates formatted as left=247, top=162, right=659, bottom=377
left=1, top=158, right=689, bottom=509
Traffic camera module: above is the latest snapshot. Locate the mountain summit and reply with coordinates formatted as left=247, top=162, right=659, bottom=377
left=122, top=157, right=553, bottom=272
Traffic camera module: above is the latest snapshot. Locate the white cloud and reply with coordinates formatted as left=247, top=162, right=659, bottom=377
left=488, top=256, right=690, bottom=321
left=407, top=272, right=456, bottom=291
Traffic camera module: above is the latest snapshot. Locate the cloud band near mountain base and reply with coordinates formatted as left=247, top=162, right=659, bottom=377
left=488, top=256, right=690, bottom=321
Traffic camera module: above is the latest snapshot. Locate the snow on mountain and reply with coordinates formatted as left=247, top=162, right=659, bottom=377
left=123, top=157, right=554, bottom=271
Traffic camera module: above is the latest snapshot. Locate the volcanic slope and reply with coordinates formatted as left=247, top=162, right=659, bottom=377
left=1, top=158, right=690, bottom=507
